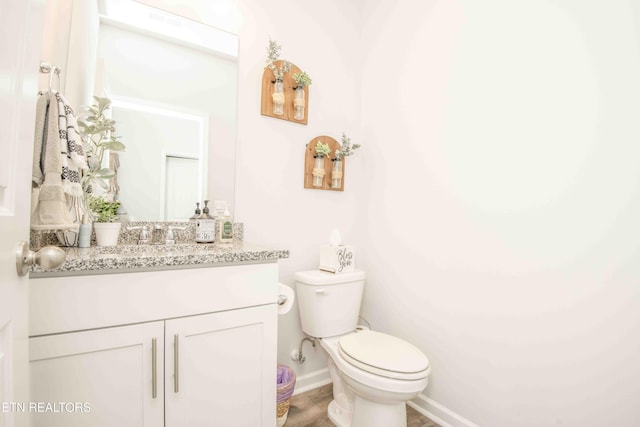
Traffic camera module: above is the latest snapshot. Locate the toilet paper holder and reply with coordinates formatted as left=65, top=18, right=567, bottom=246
left=278, top=294, right=288, bottom=306
left=277, top=283, right=295, bottom=315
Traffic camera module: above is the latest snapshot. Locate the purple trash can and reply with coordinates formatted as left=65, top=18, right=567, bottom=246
left=276, top=364, right=296, bottom=426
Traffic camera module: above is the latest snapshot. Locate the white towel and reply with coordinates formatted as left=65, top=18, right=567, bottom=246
left=32, top=93, right=48, bottom=186
left=32, top=92, right=62, bottom=186
left=30, top=91, right=78, bottom=232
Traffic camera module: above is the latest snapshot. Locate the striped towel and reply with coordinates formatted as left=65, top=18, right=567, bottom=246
left=55, top=91, right=87, bottom=197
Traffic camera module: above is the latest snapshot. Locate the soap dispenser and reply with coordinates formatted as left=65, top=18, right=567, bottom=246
left=195, top=200, right=215, bottom=243
left=217, top=209, right=233, bottom=244
left=189, top=202, right=201, bottom=222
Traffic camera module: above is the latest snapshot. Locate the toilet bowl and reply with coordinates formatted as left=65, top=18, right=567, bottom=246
left=295, top=269, right=431, bottom=427
left=321, top=330, right=430, bottom=427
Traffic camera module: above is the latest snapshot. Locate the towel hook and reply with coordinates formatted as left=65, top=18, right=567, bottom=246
left=49, top=65, right=61, bottom=92
left=39, top=61, right=52, bottom=74
left=39, top=61, right=61, bottom=93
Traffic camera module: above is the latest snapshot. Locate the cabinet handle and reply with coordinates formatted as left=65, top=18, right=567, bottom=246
left=151, top=338, right=157, bottom=399
left=174, top=334, right=180, bottom=393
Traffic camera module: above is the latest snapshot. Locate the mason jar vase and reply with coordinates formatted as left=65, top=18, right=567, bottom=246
left=312, top=155, right=325, bottom=187
left=272, top=79, right=285, bottom=115
left=331, top=158, right=343, bottom=189
left=293, top=86, right=305, bottom=120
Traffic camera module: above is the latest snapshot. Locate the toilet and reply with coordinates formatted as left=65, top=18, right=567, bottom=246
left=295, top=269, right=430, bottom=427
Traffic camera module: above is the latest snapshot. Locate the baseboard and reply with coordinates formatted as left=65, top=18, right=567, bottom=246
left=408, top=393, right=480, bottom=427
left=292, top=368, right=332, bottom=395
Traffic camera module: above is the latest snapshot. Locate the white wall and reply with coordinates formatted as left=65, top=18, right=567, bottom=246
left=40, top=0, right=96, bottom=109
left=357, top=1, right=640, bottom=426
left=234, top=0, right=363, bottom=377
left=235, top=0, right=640, bottom=426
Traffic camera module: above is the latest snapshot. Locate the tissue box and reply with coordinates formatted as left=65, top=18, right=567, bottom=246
left=319, top=245, right=355, bottom=274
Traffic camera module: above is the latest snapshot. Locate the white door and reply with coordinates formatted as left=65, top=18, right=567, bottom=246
left=29, top=321, right=164, bottom=427
left=0, top=1, right=45, bottom=426
left=165, top=156, right=199, bottom=221
left=165, top=305, right=278, bottom=427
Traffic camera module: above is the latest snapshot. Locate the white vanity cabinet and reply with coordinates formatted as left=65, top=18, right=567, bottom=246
left=30, top=321, right=165, bottom=427
left=165, top=305, right=276, bottom=426
left=29, top=262, right=279, bottom=427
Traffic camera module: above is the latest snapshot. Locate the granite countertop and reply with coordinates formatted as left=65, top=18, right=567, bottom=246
left=30, top=242, right=290, bottom=277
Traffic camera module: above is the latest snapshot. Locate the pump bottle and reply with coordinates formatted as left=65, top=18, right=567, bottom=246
left=189, top=202, right=201, bottom=222
left=217, top=209, right=233, bottom=244
left=195, top=200, right=215, bottom=243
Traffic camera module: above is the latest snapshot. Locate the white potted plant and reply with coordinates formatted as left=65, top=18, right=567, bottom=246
left=77, top=96, right=126, bottom=246
left=88, top=195, right=122, bottom=246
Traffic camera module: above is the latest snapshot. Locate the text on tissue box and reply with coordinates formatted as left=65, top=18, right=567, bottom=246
left=319, top=245, right=355, bottom=274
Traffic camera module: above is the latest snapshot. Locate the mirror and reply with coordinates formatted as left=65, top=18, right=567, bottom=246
left=60, top=0, right=238, bottom=221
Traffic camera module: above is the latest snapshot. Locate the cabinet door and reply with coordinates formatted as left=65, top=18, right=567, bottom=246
left=165, top=305, right=277, bottom=427
left=29, top=321, right=164, bottom=427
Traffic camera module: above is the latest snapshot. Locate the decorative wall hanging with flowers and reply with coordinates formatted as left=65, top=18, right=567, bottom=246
left=261, top=38, right=311, bottom=124
left=303, top=133, right=361, bottom=191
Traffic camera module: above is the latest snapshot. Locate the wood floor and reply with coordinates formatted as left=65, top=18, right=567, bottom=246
left=284, top=384, right=441, bottom=427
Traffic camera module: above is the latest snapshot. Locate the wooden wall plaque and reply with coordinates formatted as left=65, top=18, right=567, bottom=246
left=303, top=135, right=344, bottom=191
left=261, top=60, right=309, bottom=125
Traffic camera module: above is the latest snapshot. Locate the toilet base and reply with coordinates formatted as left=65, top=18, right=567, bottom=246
left=328, top=400, right=352, bottom=427
left=352, top=396, right=407, bottom=427
left=327, top=357, right=354, bottom=427
left=328, top=395, right=408, bottom=427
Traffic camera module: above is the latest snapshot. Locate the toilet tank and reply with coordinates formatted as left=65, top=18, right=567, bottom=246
left=295, top=269, right=365, bottom=338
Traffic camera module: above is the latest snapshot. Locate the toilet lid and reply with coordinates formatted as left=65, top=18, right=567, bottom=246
left=338, top=330, right=430, bottom=380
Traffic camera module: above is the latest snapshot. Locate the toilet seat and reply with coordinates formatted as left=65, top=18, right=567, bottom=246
left=320, top=335, right=430, bottom=396
left=338, top=330, right=430, bottom=381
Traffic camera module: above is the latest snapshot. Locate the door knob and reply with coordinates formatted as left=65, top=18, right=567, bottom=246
left=15, top=241, right=66, bottom=276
